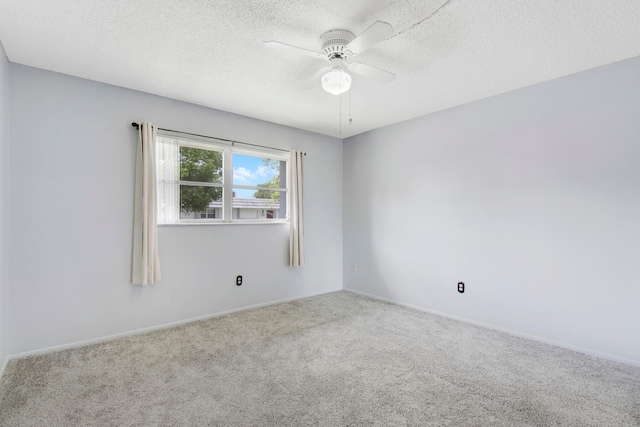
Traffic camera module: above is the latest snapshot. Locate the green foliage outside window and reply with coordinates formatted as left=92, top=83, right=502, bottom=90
left=254, top=159, right=281, bottom=200
left=180, top=147, right=222, bottom=214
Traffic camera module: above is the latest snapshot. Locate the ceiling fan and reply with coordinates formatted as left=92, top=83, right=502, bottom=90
left=265, top=21, right=396, bottom=95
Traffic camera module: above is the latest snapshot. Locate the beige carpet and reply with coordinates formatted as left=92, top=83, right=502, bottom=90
left=1, top=291, right=639, bottom=426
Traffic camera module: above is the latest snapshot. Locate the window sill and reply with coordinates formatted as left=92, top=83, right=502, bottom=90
left=158, top=220, right=289, bottom=226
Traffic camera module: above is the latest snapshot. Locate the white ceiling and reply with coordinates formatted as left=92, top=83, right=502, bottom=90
left=1, top=0, right=640, bottom=138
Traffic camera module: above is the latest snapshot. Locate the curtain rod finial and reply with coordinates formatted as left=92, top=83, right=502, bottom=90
left=131, top=122, right=139, bottom=128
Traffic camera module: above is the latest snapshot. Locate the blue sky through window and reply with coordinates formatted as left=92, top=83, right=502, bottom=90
left=232, top=153, right=279, bottom=198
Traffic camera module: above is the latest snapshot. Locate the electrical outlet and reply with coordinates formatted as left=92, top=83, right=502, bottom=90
left=458, top=282, right=464, bottom=293
left=236, top=275, right=242, bottom=286
left=352, top=264, right=358, bottom=272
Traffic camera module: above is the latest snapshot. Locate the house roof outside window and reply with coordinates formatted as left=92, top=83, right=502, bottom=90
left=207, top=198, right=280, bottom=210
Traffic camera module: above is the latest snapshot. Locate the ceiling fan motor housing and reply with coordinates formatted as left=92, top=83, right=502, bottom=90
left=321, top=29, right=355, bottom=61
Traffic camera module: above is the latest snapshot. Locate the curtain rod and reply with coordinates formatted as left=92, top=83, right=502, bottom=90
left=131, top=122, right=305, bottom=155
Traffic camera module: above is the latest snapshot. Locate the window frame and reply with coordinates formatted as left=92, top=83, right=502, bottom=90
left=157, top=133, right=290, bottom=225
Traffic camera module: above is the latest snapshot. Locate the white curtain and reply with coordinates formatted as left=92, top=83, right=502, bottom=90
left=156, top=137, right=180, bottom=224
left=289, top=150, right=305, bottom=267
left=132, top=122, right=162, bottom=285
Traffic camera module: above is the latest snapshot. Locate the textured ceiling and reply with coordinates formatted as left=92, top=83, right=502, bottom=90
left=1, top=0, right=640, bottom=138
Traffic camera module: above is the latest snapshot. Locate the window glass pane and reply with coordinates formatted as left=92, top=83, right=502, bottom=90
left=180, top=146, right=223, bottom=183
left=232, top=153, right=284, bottom=195
left=180, top=186, right=222, bottom=219
left=232, top=189, right=286, bottom=220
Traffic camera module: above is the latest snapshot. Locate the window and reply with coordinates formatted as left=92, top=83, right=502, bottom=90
left=200, top=208, right=218, bottom=219
left=156, top=135, right=289, bottom=224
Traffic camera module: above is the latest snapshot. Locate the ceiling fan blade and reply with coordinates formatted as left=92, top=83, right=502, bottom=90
left=346, top=61, right=396, bottom=83
left=264, top=41, right=323, bottom=59
left=302, top=66, right=331, bottom=90
left=346, top=21, right=393, bottom=55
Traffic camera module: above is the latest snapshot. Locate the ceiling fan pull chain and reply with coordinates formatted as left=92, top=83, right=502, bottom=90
left=348, top=89, right=353, bottom=126
left=339, top=90, right=343, bottom=135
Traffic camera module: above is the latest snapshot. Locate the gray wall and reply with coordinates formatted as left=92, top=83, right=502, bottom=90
left=343, top=56, right=640, bottom=365
left=8, top=64, right=343, bottom=355
left=0, top=42, right=8, bottom=369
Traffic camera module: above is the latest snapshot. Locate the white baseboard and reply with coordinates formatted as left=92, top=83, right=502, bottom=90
left=344, top=288, right=640, bottom=368
left=8, top=287, right=341, bottom=361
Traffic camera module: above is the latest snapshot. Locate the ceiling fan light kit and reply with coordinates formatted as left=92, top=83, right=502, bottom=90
left=321, top=69, right=352, bottom=95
